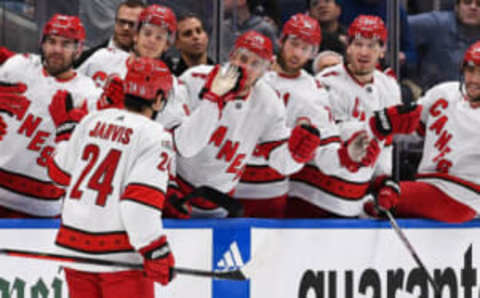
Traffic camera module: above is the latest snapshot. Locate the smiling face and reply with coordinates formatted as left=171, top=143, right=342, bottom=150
left=134, top=24, right=169, bottom=58
left=42, top=35, right=79, bottom=76
left=464, top=64, right=480, bottom=103
left=346, top=36, right=384, bottom=76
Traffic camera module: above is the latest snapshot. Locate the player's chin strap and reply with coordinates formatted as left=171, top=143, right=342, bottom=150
left=0, top=248, right=247, bottom=281
left=169, top=186, right=244, bottom=218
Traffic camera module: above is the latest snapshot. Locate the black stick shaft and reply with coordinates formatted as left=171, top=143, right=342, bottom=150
left=0, top=248, right=246, bottom=281
left=382, top=209, right=440, bottom=294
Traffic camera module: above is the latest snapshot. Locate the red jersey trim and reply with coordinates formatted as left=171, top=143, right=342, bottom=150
left=416, top=173, right=480, bottom=195
left=417, top=121, right=426, bottom=137
left=291, top=164, right=370, bottom=200
left=55, top=224, right=135, bottom=254
left=0, top=167, right=64, bottom=200
left=320, top=136, right=341, bottom=146
left=42, top=68, right=77, bottom=82
left=120, top=183, right=166, bottom=210
left=240, top=165, right=285, bottom=183
left=344, top=63, right=374, bottom=87
left=278, top=71, right=301, bottom=79
left=252, top=139, right=287, bottom=159
left=47, top=157, right=71, bottom=187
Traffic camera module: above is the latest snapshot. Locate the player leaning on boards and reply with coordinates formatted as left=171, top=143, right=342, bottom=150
left=47, top=57, right=176, bottom=297
left=309, top=15, right=422, bottom=218
left=0, top=14, right=102, bottom=218
left=166, top=30, right=321, bottom=218
left=367, top=41, right=480, bottom=223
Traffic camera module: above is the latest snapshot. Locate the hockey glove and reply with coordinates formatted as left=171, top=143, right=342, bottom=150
left=338, top=132, right=381, bottom=172
left=139, top=235, right=175, bottom=286
left=223, top=65, right=248, bottom=102
left=163, top=186, right=191, bottom=219
left=0, top=47, right=15, bottom=65
left=0, top=83, right=30, bottom=121
left=199, top=64, right=241, bottom=110
left=364, top=178, right=401, bottom=217
left=97, top=76, right=124, bottom=110
left=288, top=124, right=321, bottom=163
left=49, top=90, right=87, bottom=143
left=0, top=116, right=6, bottom=141
left=369, top=103, right=422, bottom=140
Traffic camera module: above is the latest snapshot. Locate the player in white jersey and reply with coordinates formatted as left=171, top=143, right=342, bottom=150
left=78, top=4, right=177, bottom=106
left=367, top=41, right=480, bottom=223
left=48, top=57, right=176, bottom=298
left=168, top=31, right=321, bottom=218
left=0, top=14, right=101, bottom=217
left=232, top=14, right=368, bottom=217
left=291, top=15, right=422, bottom=218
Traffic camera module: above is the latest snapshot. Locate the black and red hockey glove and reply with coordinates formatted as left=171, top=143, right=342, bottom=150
left=49, top=90, right=87, bottom=143
left=369, top=103, right=422, bottom=140
left=364, top=178, right=401, bottom=217
left=139, top=235, right=176, bottom=286
left=97, top=76, right=125, bottom=110
left=288, top=124, right=321, bottom=163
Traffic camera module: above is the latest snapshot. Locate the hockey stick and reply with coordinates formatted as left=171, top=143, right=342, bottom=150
left=0, top=248, right=247, bottom=281
left=170, top=186, right=244, bottom=218
left=375, top=141, right=440, bottom=294
left=378, top=206, right=440, bottom=294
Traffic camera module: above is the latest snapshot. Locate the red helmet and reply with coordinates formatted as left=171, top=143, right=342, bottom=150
left=138, top=5, right=177, bottom=35
left=233, top=31, right=273, bottom=61
left=42, top=14, right=86, bottom=43
left=463, top=41, right=480, bottom=68
left=347, top=15, right=387, bottom=44
left=282, top=13, right=322, bottom=46
left=124, top=57, right=173, bottom=101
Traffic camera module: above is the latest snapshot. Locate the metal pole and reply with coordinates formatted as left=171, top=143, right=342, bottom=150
left=212, top=0, right=224, bottom=63
left=386, top=0, right=401, bottom=79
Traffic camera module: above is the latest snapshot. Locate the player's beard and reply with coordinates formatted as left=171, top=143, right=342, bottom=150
left=277, top=54, right=303, bottom=75
left=44, top=54, right=74, bottom=77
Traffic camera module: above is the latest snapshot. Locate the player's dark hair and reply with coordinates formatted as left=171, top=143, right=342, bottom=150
left=116, top=0, right=146, bottom=16
left=176, top=12, right=206, bottom=38
left=124, top=93, right=154, bottom=113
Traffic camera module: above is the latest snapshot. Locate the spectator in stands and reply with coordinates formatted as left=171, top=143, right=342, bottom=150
left=220, top=0, right=278, bottom=62
left=338, top=0, right=417, bottom=69
left=407, top=0, right=480, bottom=90
left=308, top=0, right=348, bottom=55
left=164, top=12, right=214, bottom=76
left=74, top=0, right=145, bottom=68
left=312, top=50, right=343, bottom=74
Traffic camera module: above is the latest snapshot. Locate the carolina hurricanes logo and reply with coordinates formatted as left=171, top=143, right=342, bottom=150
left=303, top=20, right=313, bottom=29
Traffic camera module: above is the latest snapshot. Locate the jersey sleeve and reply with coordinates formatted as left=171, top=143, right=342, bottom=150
left=120, top=127, right=174, bottom=250
left=170, top=67, right=221, bottom=157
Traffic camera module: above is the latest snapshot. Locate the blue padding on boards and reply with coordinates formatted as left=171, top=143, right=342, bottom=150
left=212, top=223, right=250, bottom=298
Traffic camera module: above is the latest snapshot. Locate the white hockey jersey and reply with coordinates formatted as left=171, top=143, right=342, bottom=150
left=316, top=63, right=402, bottom=177
left=416, top=82, right=480, bottom=213
left=234, top=70, right=334, bottom=200
left=173, top=65, right=304, bottom=214
left=0, top=54, right=101, bottom=216
left=49, top=108, right=173, bottom=271
left=77, top=48, right=130, bottom=88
